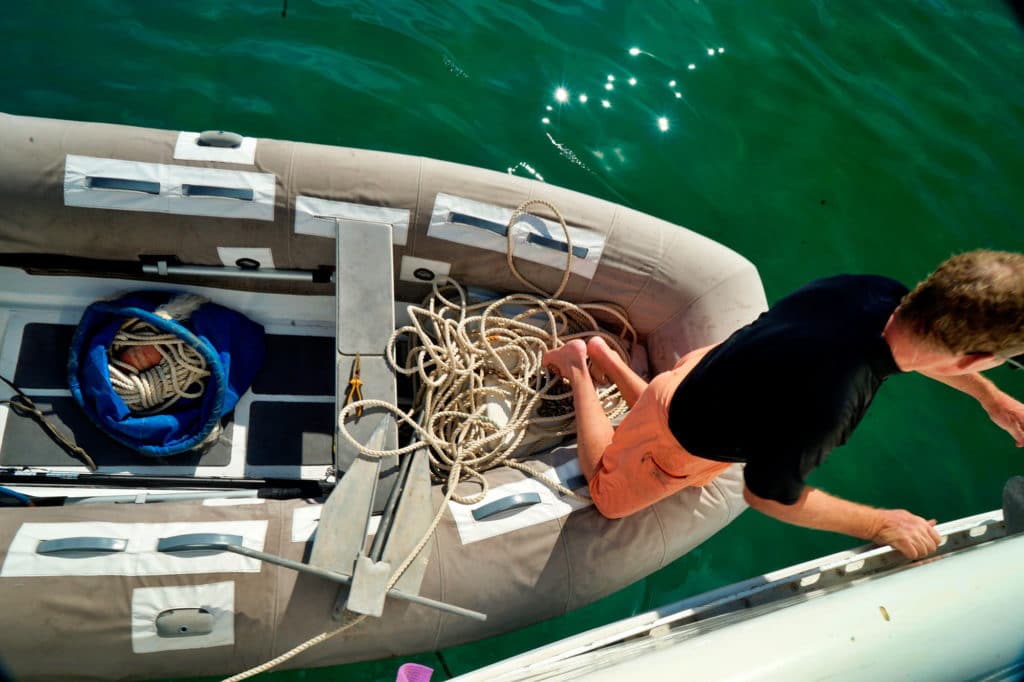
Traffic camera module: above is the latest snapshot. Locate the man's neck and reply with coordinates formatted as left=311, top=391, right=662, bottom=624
left=883, top=314, right=993, bottom=375
left=882, top=314, right=937, bottom=372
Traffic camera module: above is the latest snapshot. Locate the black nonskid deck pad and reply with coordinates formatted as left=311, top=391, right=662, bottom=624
left=252, top=334, right=334, bottom=395
left=14, top=323, right=76, bottom=389
left=246, top=401, right=333, bottom=466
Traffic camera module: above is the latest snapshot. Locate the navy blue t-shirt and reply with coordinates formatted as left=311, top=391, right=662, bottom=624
left=667, top=275, right=908, bottom=504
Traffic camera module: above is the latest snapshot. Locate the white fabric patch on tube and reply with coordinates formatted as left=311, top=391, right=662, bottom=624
left=216, top=246, right=276, bottom=270
left=448, top=459, right=591, bottom=545
left=174, top=131, right=258, bottom=164
left=0, top=520, right=267, bottom=577
left=429, top=193, right=605, bottom=280
left=63, top=154, right=275, bottom=221
left=294, top=195, right=409, bottom=246
left=291, top=505, right=381, bottom=543
left=131, top=581, right=235, bottom=653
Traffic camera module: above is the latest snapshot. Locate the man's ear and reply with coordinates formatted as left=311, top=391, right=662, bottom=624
left=956, top=352, right=996, bottom=371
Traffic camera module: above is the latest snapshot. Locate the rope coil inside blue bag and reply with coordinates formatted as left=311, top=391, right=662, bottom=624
left=68, top=291, right=265, bottom=457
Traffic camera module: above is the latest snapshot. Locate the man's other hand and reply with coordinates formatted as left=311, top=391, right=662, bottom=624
left=871, top=509, right=942, bottom=560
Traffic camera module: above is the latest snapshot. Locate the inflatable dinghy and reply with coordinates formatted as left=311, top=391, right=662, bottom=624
left=0, top=113, right=767, bottom=680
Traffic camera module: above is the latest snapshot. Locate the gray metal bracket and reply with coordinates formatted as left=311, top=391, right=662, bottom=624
left=345, top=555, right=392, bottom=617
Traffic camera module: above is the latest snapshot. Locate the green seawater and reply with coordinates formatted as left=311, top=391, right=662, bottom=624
left=2, top=1, right=1023, bottom=680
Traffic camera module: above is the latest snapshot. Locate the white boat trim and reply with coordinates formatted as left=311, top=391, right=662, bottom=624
left=451, top=510, right=1014, bottom=681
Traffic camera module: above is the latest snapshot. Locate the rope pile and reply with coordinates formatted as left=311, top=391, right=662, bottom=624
left=108, top=295, right=211, bottom=415
left=338, top=280, right=635, bottom=503
left=337, top=198, right=638, bottom=504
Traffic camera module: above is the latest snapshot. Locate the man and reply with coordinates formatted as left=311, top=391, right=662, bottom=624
left=542, top=250, right=1024, bottom=559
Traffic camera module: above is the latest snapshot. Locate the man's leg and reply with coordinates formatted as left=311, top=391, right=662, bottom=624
left=543, top=339, right=614, bottom=481
left=587, top=336, right=647, bottom=408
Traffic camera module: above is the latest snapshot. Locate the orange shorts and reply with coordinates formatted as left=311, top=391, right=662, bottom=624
left=588, top=360, right=731, bottom=518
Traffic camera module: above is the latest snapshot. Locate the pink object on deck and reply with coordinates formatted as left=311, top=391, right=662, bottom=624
left=395, top=662, right=434, bottom=682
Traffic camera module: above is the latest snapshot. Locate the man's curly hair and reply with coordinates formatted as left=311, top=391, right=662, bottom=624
left=896, top=250, right=1024, bottom=355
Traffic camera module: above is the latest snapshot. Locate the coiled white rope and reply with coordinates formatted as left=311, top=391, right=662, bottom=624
left=108, top=295, right=210, bottom=415
left=337, top=198, right=635, bottom=502
left=337, top=279, right=633, bottom=504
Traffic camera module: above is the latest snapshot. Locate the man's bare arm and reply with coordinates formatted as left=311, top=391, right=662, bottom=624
left=920, top=370, right=1000, bottom=404
left=743, top=485, right=942, bottom=559
left=920, top=370, right=1024, bottom=446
